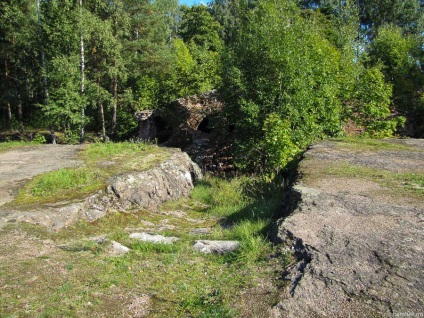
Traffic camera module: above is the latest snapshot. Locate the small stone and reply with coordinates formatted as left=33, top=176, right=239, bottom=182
left=129, top=232, right=179, bottom=244
left=189, top=228, right=211, bottom=235
left=193, top=240, right=240, bottom=254
left=109, top=240, right=130, bottom=255
left=90, top=235, right=108, bottom=244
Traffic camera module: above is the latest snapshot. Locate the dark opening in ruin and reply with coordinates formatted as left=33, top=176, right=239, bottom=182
left=197, top=117, right=212, bottom=133
left=154, top=116, right=173, bottom=143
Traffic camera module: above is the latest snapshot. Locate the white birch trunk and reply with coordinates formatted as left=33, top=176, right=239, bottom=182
left=36, top=0, right=49, bottom=100
left=80, top=0, right=85, bottom=143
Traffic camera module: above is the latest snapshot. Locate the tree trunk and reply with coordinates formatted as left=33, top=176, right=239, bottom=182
left=79, top=0, right=85, bottom=143
left=17, top=94, right=23, bottom=133
left=110, top=14, right=118, bottom=139
left=4, top=57, right=13, bottom=131
left=111, top=76, right=118, bottom=138
left=36, top=0, right=49, bottom=101
left=6, top=101, right=13, bottom=132
left=99, top=94, right=106, bottom=141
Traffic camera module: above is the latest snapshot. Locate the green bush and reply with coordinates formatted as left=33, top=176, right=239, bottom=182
left=32, top=133, right=47, bottom=144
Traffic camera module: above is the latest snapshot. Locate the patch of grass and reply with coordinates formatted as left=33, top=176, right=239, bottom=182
left=0, top=141, right=30, bottom=153
left=191, top=175, right=283, bottom=264
left=131, top=241, right=180, bottom=254
left=331, top=137, right=416, bottom=152
left=12, top=142, right=171, bottom=206
left=30, top=168, right=100, bottom=197
left=191, top=177, right=247, bottom=217
left=15, top=168, right=103, bottom=205
left=81, top=141, right=171, bottom=175
left=325, top=162, right=424, bottom=195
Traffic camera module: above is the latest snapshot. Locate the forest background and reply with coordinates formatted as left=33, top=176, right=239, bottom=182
left=1, top=0, right=423, bottom=173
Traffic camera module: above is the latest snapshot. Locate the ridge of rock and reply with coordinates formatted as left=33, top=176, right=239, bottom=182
left=273, top=139, right=424, bottom=317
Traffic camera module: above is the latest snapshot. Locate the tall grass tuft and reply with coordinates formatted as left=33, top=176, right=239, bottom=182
left=192, top=175, right=283, bottom=264
left=232, top=219, right=273, bottom=263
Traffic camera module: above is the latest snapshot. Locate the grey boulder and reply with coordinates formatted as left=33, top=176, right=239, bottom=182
left=193, top=240, right=240, bottom=254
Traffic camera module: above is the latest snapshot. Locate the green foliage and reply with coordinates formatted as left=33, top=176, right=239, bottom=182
left=1, top=0, right=423, bottom=146
left=174, top=4, right=224, bottom=95
left=172, top=38, right=198, bottom=97
left=369, top=25, right=414, bottom=81
left=262, top=113, right=299, bottom=173
left=133, top=76, right=160, bottom=110
left=368, top=24, right=424, bottom=136
left=32, top=133, right=47, bottom=144
left=222, top=0, right=343, bottom=173
left=0, top=0, right=41, bottom=130
left=40, top=55, right=86, bottom=132
left=350, top=65, right=405, bottom=138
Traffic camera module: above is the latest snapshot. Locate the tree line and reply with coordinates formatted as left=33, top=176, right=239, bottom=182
left=1, top=0, right=423, bottom=172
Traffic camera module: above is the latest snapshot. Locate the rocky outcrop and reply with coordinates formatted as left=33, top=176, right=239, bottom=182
left=3, top=150, right=202, bottom=230
left=273, top=139, right=424, bottom=318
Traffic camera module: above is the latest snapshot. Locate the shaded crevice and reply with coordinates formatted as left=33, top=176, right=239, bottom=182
left=153, top=116, right=173, bottom=143
left=197, top=117, right=212, bottom=133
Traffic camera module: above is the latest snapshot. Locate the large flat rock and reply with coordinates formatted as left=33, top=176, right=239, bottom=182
left=274, top=139, right=424, bottom=317
left=0, top=146, right=202, bottom=230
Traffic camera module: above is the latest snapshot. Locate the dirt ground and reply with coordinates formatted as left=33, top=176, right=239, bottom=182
left=0, top=145, right=83, bottom=206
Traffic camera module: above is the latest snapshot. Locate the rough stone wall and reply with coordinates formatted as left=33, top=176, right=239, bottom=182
left=134, top=90, right=223, bottom=146
left=134, top=90, right=235, bottom=174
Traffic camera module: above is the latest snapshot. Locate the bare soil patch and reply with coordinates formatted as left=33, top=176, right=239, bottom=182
left=0, top=145, right=83, bottom=206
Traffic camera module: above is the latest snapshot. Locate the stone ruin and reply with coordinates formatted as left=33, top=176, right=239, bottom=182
left=134, top=90, right=234, bottom=173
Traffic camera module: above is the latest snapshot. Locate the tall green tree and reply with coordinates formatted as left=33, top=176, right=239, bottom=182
left=0, top=0, right=39, bottom=132
left=368, top=25, right=424, bottom=136
left=176, top=4, right=224, bottom=94
left=221, top=0, right=344, bottom=172
left=40, top=0, right=99, bottom=140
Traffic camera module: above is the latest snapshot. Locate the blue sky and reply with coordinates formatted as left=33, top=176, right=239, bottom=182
left=179, top=0, right=205, bottom=6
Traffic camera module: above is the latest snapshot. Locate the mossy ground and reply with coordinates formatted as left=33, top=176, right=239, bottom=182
left=301, top=138, right=424, bottom=203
